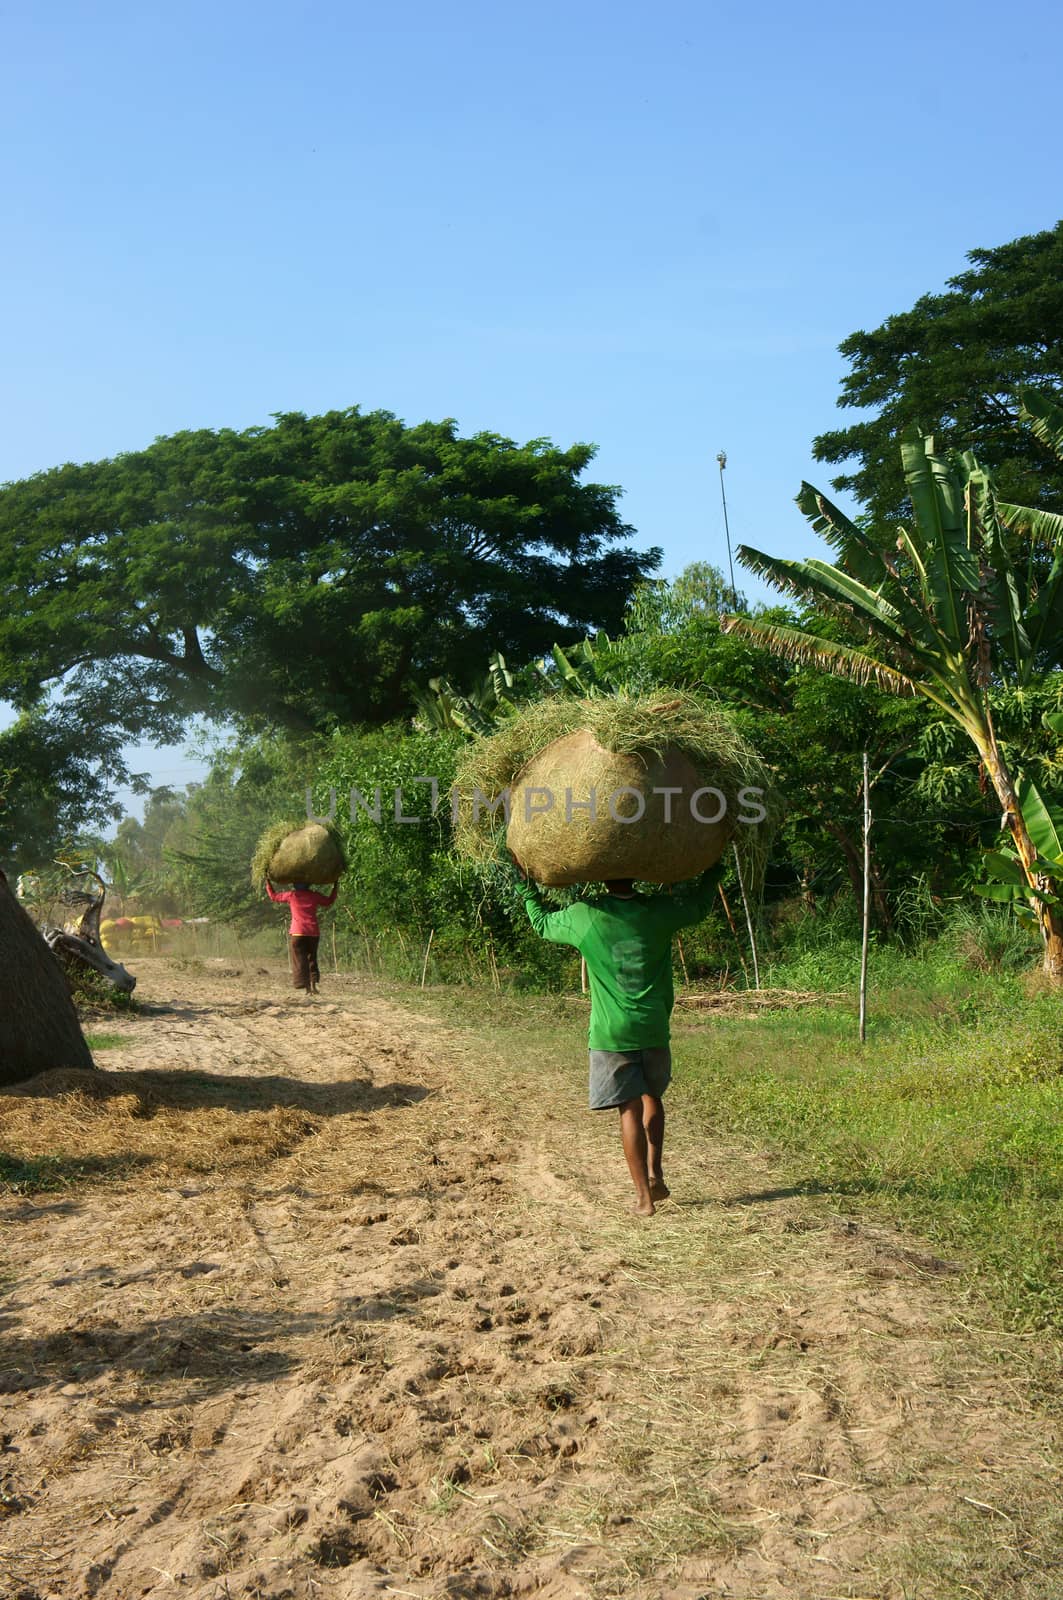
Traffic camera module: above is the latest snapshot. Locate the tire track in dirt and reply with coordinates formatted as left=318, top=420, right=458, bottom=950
left=2, top=960, right=1062, bottom=1600
left=1, top=965, right=625, bottom=1600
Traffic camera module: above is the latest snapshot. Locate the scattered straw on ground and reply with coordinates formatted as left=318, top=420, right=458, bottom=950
left=676, top=986, right=844, bottom=1013
left=1, top=959, right=1061, bottom=1600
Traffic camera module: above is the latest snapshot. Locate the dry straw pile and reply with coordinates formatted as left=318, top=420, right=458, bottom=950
left=454, top=693, right=771, bottom=887
left=251, top=820, right=347, bottom=888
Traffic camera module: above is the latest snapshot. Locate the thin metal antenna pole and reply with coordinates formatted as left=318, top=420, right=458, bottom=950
left=716, top=450, right=737, bottom=607
left=859, top=750, right=871, bottom=1043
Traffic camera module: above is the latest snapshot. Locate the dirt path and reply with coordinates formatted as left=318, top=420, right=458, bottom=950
left=2, top=960, right=1061, bottom=1600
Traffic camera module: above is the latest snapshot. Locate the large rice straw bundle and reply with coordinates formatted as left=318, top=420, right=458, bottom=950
left=0, top=869, right=96, bottom=1087
left=251, top=820, right=347, bottom=888
left=454, top=693, right=771, bottom=887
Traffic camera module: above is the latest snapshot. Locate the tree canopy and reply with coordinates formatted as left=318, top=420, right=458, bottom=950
left=814, top=221, right=1063, bottom=523
left=0, top=709, right=124, bottom=868
left=0, top=407, right=657, bottom=746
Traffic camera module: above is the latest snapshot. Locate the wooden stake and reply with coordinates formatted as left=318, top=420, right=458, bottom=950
left=580, top=955, right=588, bottom=993
left=331, top=921, right=339, bottom=974
left=717, top=885, right=750, bottom=988
left=859, top=749, right=871, bottom=1043
left=676, top=935, right=690, bottom=988
left=731, top=843, right=760, bottom=991
left=420, top=928, right=435, bottom=989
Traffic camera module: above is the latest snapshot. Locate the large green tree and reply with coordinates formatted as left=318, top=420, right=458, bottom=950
left=815, top=222, right=1063, bottom=524
left=0, top=408, right=656, bottom=745
left=0, top=709, right=125, bottom=869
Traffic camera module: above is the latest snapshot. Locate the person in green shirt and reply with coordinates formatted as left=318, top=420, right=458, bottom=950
left=514, top=855, right=724, bottom=1216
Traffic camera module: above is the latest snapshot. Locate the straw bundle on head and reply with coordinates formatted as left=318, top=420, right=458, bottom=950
left=251, top=820, right=347, bottom=888
left=0, top=869, right=96, bottom=1087
left=453, top=692, right=771, bottom=887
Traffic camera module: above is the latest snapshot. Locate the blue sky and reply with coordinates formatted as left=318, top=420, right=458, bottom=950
left=2, top=0, right=1061, bottom=815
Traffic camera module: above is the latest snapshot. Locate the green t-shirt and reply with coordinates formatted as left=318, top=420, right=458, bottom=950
left=522, top=866, right=723, bottom=1051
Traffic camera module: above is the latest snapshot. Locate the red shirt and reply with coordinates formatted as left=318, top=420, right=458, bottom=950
left=266, top=882, right=337, bottom=937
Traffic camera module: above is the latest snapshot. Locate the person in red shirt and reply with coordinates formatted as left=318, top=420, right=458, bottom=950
left=265, top=877, right=339, bottom=994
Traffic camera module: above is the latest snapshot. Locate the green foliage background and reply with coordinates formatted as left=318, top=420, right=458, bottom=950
left=90, top=555, right=1045, bottom=992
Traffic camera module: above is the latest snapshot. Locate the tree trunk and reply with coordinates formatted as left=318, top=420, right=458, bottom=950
left=978, top=734, right=1063, bottom=981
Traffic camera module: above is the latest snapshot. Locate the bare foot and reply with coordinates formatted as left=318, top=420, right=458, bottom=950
left=632, top=1195, right=656, bottom=1217
left=649, top=1177, right=670, bottom=1201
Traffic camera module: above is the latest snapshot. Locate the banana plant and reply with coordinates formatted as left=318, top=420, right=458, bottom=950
left=414, top=635, right=626, bottom=734
left=976, top=720, right=1063, bottom=928
left=539, top=632, right=626, bottom=697
left=101, top=850, right=158, bottom=916
left=722, top=390, right=1063, bottom=979
left=411, top=651, right=517, bottom=735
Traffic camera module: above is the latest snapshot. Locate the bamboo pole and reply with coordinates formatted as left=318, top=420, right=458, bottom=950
left=580, top=955, right=588, bottom=993
left=676, top=934, right=690, bottom=988
left=420, top=928, right=435, bottom=989
left=717, top=885, right=750, bottom=989
left=859, top=749, right=871, bottom=1043
left=331, top=920, right=339, bottom=974
left=731, top=843, right=760, bottom=990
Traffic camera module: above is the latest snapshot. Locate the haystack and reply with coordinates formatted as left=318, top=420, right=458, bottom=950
left=0, top=869, right=96, bottom=1088
left=454, top=693, right=770, bottom=886
left=251, top=820, right=347, bottom=888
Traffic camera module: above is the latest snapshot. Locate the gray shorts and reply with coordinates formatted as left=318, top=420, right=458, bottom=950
left=588, top=1047, right=672, bottom=1111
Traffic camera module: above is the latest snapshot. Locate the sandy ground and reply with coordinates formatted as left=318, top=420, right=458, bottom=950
left=2, top=959, right=1062, bottom=1600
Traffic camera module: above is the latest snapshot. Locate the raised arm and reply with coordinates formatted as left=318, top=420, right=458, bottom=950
left=507, top=850, right=583, bottom=948
left=521, top=882, right=584, bottom=948
left=313, top=883, right=339, bottom=907
left=264, top=878, right=287, bottom=904
left=659, top=860, right=726, bottom=931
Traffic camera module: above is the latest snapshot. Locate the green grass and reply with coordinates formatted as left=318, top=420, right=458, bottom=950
left=0, top=1152, right=149, bottom=1193
left=412, top=946, right=1063, bottom=1333
left=84, top=1032, right=129, bottom=1052
left=72, top=968, right=138, bottom=1012
left=670, top=996, right=1063, bottom=1330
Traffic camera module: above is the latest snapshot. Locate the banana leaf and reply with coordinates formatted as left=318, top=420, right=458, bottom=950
left=1019, top=388, right=1063, bottom=464
left=900, top=430, right=977, bottom=643
left=1017, top=776, right=1063, bottom=863
left=982, top=848, right=1025, bottom=884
